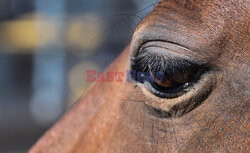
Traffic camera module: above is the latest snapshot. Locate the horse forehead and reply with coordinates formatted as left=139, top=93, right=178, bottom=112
left=160, top=0, right=246, bottom=9
left=156, top=0, right=248, bottom=24
left=133, top=0, right=248, bottom=60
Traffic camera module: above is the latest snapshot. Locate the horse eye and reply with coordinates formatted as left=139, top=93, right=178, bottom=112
left=130, top=43, right=214, bottom=117
left=145, top=67, right=202, bottom=99
left=130, top=49, right=208, bottom=99
left=150, top=68, right=192, bottom=87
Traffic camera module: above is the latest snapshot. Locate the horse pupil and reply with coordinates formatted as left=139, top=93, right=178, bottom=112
left=151, top=72, right=190, bottom=88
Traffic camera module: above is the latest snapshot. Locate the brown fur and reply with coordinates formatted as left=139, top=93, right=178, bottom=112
left=29, top=0, right=249, bottom=152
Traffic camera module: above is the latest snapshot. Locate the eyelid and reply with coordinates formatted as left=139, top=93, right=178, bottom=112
left=132, top=40, right=208, bottom=66
left=139, top=41, right=191, bottom=55
left=140, top=71, right=215, bottom=115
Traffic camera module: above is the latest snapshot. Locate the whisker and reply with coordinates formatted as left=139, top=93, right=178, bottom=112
left=88, top=1, right=159, bottom=43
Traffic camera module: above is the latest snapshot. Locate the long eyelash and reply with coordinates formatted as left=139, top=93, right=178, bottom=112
left=131, top=52, right=200, bottom=79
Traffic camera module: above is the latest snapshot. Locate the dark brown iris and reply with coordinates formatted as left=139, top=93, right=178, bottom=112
left=149, top=69, right=195, bottom=88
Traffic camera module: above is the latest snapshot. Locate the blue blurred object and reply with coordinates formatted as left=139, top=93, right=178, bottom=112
left=30, top=0, right=66, bottom=127
left=0, top=0, right=155, bottom=152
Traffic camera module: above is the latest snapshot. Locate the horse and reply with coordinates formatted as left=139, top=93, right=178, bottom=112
left=29, top=0, right=249, bottom=152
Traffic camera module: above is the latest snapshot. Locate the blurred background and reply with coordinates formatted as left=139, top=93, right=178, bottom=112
left=0, top=0, right=157, bottom=152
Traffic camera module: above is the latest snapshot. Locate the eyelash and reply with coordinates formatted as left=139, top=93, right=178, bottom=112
left=131, top=51, right=201, bottom=80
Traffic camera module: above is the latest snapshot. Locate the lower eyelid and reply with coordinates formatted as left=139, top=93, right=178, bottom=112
left=138, top=71, right=216, bottom=117
left=145, top=81, right=191, bottom=98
